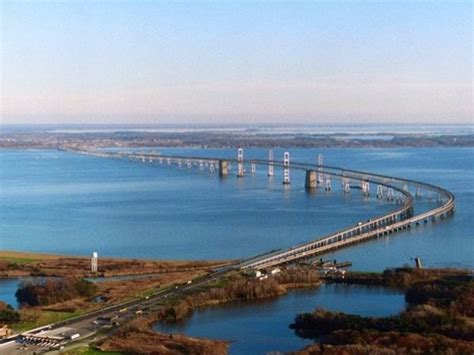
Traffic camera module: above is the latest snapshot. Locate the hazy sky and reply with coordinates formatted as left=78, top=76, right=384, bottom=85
left=1, top=0, right=472, bottom=125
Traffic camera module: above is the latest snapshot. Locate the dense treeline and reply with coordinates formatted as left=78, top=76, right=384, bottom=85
left=291, top=307, right=473, bottom=341
left=274, top=267, right=320, bottom=285
left=294, top=330, right=474, bottom=354
left=405, top=274, right=474, bottom=316
left=162, top=277, right=283, bottom=322
left=15, top=277, right=98, bottom=306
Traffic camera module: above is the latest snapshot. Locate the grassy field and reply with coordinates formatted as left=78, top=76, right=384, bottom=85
left=12, top=309, right=83, bottom=332
left=0, top=250, right=62, bottom=264
left=63, top=346, right=123, bottom=355
left=0, top=256, right=41, bottom=264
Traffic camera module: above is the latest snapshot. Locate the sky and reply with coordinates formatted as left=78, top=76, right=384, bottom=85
left=1, top=0, right=472, bottom=125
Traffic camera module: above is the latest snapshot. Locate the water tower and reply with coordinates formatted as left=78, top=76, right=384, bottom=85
left=91, top=252, right=98, bottom=273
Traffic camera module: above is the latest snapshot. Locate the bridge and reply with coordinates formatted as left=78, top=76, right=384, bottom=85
left=0, top=147, right=456, bottom=353
left=71, top=148, right=455, bottom=270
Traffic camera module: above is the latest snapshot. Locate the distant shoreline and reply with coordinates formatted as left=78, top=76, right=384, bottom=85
left=1, top=130, right=473, bottom=149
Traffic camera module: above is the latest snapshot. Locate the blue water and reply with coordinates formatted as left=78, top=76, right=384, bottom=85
left=0, top=148, right=396, bottom=261
left=155, top=284, right=405, bottom=354
left=0, top=278, right=19, bottom=309
left=1, top=148, right=472, bottom=270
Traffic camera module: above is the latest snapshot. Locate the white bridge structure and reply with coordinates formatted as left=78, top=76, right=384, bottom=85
left=70, top=148, right=455, bottom=270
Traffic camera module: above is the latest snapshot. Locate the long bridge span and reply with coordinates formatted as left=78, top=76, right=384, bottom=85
left=71, top=148, right=455, bottom=270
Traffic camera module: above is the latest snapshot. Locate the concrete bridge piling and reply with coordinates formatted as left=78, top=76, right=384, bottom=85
left=219, top=160, right=228, bottom=177
left=237, top=148, right=244, bottom=177
left=268, top=150, right=274, bottom=177
left=305, top=170, right=317, bottom=190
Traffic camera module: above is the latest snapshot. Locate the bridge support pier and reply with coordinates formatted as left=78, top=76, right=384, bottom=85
left=283, top=152, right=291, bottom=185
left=305, top=170, right=317, bottom=190
left=219, top=160, right=228, bottom=177
left=268, top=150, right=274, bottom=177
left=237, top=148, right=244, bottom=177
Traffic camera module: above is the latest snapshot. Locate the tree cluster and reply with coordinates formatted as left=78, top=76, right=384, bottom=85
left=15, top=277, right=97, bottom=306
left=0, top=302, right=19, bottom=323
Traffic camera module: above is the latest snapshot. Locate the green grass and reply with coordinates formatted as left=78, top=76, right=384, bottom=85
left=0, top=256, right=38, bottom=265
left=12, top=309, right=83, bottom=332
left=63, top=346, right=124, bottom=355
left=205, top=277, right=229, bottom=289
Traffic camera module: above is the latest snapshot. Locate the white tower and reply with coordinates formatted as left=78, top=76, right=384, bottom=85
left=344, top=182, right=351, bottom=193
left=361, top=181, right=370, bottom=197
left=283, top=152, right=290, bottom=185
left=317, top=153, right=324, bottom=185
left=91, top=252, right=98, bottom=273
left=237, top=148, right=244, bottom=177
left=268, top=150, right=274, bottom=177
left=377, top=185, right=384, bottom=199
left=416, top=186, right=421, bottom=197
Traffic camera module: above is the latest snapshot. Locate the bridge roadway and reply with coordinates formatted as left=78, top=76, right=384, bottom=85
left=74, top=149, right=455, bottom=270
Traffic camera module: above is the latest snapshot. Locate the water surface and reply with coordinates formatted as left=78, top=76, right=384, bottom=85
left=0, top=278, right=19, bottom=309
left=155, top=284, right=406, bottom=354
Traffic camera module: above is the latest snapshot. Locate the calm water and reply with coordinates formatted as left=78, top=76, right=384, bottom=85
left=155, top=284, right=405, bottom=354
left=0, top=278, right=19, bottom=308
left=1, top=147, right=472, bottom=270
left=0, top=148, right=396, bottom=261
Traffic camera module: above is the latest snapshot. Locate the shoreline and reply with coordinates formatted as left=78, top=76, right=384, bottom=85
left=1, top=131, right=473, bottom=150
left=0, top=250, right=233, bottom=280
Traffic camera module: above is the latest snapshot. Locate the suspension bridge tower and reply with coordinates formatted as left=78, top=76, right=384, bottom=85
left=268, top=150, right=274, bottom=177
left=237, top=148, right=244, bottom=177
left=317, top=153, right=324, bottom=185
left=283, top=152, right=291, bottom=185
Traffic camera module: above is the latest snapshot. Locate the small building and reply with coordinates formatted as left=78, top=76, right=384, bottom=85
left=0, top=325, right=12, bottom=338
left=270, top=268, right=281, bottom=275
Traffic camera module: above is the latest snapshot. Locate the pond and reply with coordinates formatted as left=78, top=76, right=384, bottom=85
left=0, top=278, right=20, bottom=309
left=155, top=283, right=406, bottom=354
